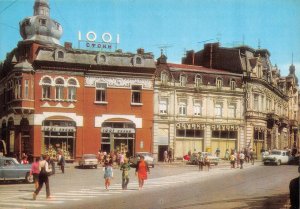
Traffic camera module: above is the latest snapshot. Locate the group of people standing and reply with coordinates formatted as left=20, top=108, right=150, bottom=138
left=30, top=151, right=66, bottom=200
left=229, top=148, right=255, bottom=169
left=163, top=149, right=173, bottom=163
left=103, top=155, right=150, bottom=191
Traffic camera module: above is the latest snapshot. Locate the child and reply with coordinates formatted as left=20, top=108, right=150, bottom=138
left=120, top=158, right=130, bottom=190
left=103, top=159, right=113, bottom=191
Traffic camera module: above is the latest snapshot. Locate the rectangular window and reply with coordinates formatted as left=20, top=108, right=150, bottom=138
left=215, top=103, right=222, bottom=117
left=42, top=85, right=50, bottom=99
left=95, top=83, right=107, bottom=102
left=15, top=80, right=22, bottom=99
left=39, top=19, right=46, bottom=26
left=159, top=98, right=168, bottom=114
left=24, top=80, right=29, bottom=99
left=253, top=94, right=259, bottom=111
left=228, top=104, right=236, bottom=118
left=68, top=86, right=76, bottom=101
left=179, top=99, right=187, bottom=116
left=193, top=100, right=201, bottom=116
left=176, top=129, right=204, bottom=138
left=55, top=86, right=64, bottom=100
left=131, top=85, right=142, bottom=104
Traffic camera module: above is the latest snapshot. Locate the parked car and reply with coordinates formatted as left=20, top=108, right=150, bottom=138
left=129, top=152, right=155, bottom=168
left=0, top=156, right=33, bottom=183
left=78, top=154, right=98, bottom=169
left=263, top=150, right=291, bottom=166
left=201, top=152, right=220, bottom=165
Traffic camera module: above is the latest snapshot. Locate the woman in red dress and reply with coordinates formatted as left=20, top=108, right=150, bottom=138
left=135, top=155, right=150, bottom=190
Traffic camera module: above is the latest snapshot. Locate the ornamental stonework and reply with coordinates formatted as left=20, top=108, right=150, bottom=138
left=85, top=76, right=153, bottom=89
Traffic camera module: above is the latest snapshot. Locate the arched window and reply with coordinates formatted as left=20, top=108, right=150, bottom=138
left=195, top=74, right=202, bottom=87
left=57, top=51, right=64, bottom=59
left=180, top=74, right=187, bottom=87
left=42, top=77, right=52, bottom=99
left=230, top=79, right=236, bottom=90
left=67, top=79, right=77, bottom=101
left=216, top=77, right=222, bottom=89
left=136, top=57, right=142, bottom=64
left=55, top=78, right=64, bottom=100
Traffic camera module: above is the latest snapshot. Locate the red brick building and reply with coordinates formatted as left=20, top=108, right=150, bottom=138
left=0, top=0, right=156, bottom=160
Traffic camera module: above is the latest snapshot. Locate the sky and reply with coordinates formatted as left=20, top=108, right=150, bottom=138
left=0, top=0, right=299, bottom=78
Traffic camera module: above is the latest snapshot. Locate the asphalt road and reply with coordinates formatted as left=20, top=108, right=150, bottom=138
left=0, top=162, right=298, bottom=209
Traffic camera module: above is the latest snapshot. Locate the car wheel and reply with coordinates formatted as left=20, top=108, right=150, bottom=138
left=25, top=172, right=34, bottom=184
left=276, top=160, right=281, bottom=166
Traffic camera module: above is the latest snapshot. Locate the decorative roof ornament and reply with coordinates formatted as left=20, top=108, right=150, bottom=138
left=19, top=0, right=63, bottom=45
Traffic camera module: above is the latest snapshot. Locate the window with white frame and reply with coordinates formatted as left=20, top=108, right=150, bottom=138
left=253, top=94, right=259, bottom=111
left=161, top=72, right=168, bottom=85
left=55, top=78, right=64, bottom=100
left=42, top=77, right=51, bottom=99
left=215, top=102, right=223, bottom=117
left=95, top=83, right=107, bottom=102
left=14, top=79, right=22, bottom=99
left=179, top=99, right=187, bottom=116
left=228, top=103, right=236, bottom=118
left=159, top=98, right=168, bottom=114
left=24, top=80, right=29, bottom=99
left=195, top=74, right=202, bottom=87
left=216, top=77, right=222, bottom=89
left=266, top=98, right=271, bottom=111
left=180, top=74, right=187, bottom=87
left=230, top=79, right=236, bottom=90
left=67, top=79, right=77, bottom=101
left=193, top=99, right=202, bottom=116
left=131, top=85, right=142, bottom=104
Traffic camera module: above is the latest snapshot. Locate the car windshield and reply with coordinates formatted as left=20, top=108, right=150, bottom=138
left=137, top=153, right=152, bottom=157
left=271, top=151, right=281, bottom=155
left=83, top=154, right=96, bottom=159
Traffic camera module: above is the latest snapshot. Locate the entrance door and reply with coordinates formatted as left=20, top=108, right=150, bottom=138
left=158, top=145, right=168, bottom=162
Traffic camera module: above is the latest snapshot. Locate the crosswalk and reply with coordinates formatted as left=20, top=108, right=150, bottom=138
left=0, top=167, right=235, bottom=208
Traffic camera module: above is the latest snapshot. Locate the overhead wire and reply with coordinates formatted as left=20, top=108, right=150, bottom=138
left=0, top=0, right=19, bottom=16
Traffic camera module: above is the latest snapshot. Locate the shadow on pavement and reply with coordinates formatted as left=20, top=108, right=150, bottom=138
left=165, top=193, right=290, bottom=209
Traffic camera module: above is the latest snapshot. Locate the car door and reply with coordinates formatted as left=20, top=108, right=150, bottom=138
left=2, top=159, right=19, bottom=179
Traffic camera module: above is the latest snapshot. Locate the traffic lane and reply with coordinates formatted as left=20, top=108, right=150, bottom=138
left=55, top=165, right=297, bottom=209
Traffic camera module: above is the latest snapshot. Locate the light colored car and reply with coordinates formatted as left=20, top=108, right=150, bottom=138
left=130, top=152, right=155, bottom=168
left=78, top=154, right=98, bottom=169
left=0, top=157, right=33, bottom=183
left=263, top=150, right=291, bottom=166
left=201, top=152, right=220, bottom=165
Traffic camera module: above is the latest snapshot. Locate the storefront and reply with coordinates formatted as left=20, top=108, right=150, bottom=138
left=42, top=120, right=76, bottom=160
left=101, top=122, right=135, bottom=157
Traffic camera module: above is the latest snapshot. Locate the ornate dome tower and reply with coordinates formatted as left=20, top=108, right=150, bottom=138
left=19, top=0, right=63, bottom=45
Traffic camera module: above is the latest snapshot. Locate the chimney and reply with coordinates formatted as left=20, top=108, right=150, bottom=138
left=137, top=48, right=144, bottom=54
left=64, top=42, right=72, bottom=50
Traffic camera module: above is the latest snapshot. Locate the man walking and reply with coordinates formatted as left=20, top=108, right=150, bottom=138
left=239, top=151, right=245, bottom=169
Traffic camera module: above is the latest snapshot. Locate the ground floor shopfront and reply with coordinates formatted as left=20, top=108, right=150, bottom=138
left=153, top=122, right=245, bottom=160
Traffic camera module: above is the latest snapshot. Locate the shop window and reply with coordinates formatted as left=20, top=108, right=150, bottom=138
left=131, top=85, right=142, bottom=104
left=178, top=99, right=187, bottom=116
left=186, top=130, right=194, bottom=137
left=195, top=74, right=202, bottom=88
left=229, top=131, right=237, bottom=138
left=212, top=131, right=220, bottom=138
left=159, top=98, right=168, bottom=114
left=176, top=129, right=204, bottom=138
left=176, top=129, right=185, bottom=137
left=95, top=83, right=107, bottom=103
left=180, top=74, right=187, bottom=87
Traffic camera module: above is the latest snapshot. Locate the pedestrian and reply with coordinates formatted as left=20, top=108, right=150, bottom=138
left=230, top=152, right=236, bottom=168
left=250, top=148, right=255, bottom=165
left=30, top=157, right=40, bottom=189
left=198, top=152, right=204, bottom=171
left=120, top=158, right=130, bottom=190
left=48, top=156, right=55, bottom=175
left=215, top=148, right=220, bottom=158
left=235, top=151, right=240, bottom=168
left=239, top=151, right=245, bottom=169
left=135, top=155, right=150, bottom=190
left=204, top=154, right=210, bottom=171
left=103, top=159, right=113, bottom=191
left=168, top=149, right=172, bottom=163
left=289, top=177, right=299, bottom=209
left=224, top=149, right=230, bottom=160
left=21, top=155, right=29, bottom=164
left=164, top=150, right=168, bottom=162
left=57, top=151, right=65, bottom=174
left=33, top=154, right=52, bottom=200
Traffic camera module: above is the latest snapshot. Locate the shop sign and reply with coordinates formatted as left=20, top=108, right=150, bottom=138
left=42, top=126, right=76, bottom=132
left=78, top=31, right=120, bottom=51
left=102, top=128, right=135, bottom=134
left=176, top=123, right=206, bottom=130
left=211, top=124, right=239, bottom=131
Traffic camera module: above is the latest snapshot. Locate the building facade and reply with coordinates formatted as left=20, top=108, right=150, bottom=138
left=0, top=0, right=156, bottom=160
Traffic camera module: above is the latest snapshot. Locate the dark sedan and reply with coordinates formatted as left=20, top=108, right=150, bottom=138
left=0, top=156, right=33, bottom=183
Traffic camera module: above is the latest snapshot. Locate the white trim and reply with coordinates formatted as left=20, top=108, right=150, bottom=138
left=33, top=112, right=83, bottom=126
left=95, top=114, right=142, bottom=128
